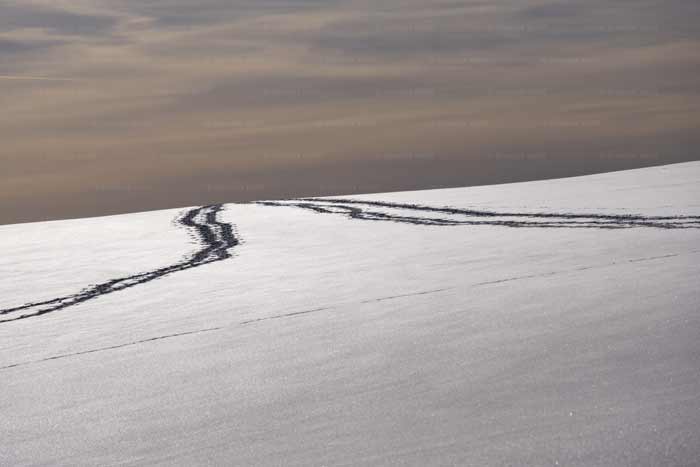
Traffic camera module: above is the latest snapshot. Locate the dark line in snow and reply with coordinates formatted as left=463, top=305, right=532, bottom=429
left=312, top=198, right=700, bottom=224
left=240, top=307, right=330, bottom=325
left=472, top=250, right=700, bottom=286
left=0, top=205, right=239, bottom=323
left=241, top=288, right=454, bottom=325
left=0, top=326, right=223, bottom=370
left=257, top=198, right=700, bottom=229
left=359, top=288, right=451, bottom=304
left=1, top=288, right=453, bottom=369
left=3, top=249, right=696, bottom=371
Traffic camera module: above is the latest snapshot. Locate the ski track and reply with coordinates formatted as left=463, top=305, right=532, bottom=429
left=240, top=307, right=331, bottom=325
left=2, top=246, right=694, bottom=371
left=257, top=198, right=700, bottom=229
left=0, top=205, right=238, bottom=323
left=472, top=250, right=700, bottom=287
left=0, top=326, right=224, bottom=370
left=3, top=196, right=697, bottom=325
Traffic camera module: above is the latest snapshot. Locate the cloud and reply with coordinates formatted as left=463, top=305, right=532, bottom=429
left=0, top=75, right=77, bottom=80
left=0, top=3, right=118, bottom=37
left=519, top=2, right=584, bottom=18
left=0, top=38, right=49, bottom=54
left=1, top=0, right=699, bottom=224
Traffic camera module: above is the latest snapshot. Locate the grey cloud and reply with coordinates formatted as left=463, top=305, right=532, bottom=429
left=1, top=0, right=699, bottom=224
left=112, top=0, right=345, bottom=27
left=0, top=4, right=117, bottom=37
left=314, top=26, right=514, bottom=57
left=169, top=74, right=438, bottom=112
left=0, top=38, right=59, bottom=54
left=519, top=2, right=584, bottom=18
left=311, top=0, right=700, bottom=60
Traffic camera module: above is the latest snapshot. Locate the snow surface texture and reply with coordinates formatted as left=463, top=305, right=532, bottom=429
left=1, top=162, right=699, bottom=466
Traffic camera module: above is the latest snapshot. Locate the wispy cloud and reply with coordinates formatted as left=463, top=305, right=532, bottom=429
left=1, top=0, right=699, bottom=224
left=0, top=75, right=78, bottom=81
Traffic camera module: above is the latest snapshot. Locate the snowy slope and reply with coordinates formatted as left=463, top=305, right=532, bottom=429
left=1, top=162, right=699, bottom=466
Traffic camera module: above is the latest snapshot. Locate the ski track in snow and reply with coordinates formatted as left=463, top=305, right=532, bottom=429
left=257, top=198, right=700, bottom=229
left=3, top=196, right=698, bottom=325
left=0, top=326, right=224, bottom=370
left=2, top=245, right=696, bottom=370
left=0, top=204, right=238, bottom=324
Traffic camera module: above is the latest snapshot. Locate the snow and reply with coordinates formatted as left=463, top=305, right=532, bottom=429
left=1, top=162, right=699, bottom=466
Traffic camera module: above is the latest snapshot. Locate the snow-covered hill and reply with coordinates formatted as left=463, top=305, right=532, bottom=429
left=2, top=162, right=700, bottom=466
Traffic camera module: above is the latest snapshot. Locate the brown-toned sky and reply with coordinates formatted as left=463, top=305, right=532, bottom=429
left=2, top=0, right=699, bottom=224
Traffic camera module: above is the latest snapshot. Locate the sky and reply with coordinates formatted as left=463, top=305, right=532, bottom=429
left=1, top=0, right=699, bottom=224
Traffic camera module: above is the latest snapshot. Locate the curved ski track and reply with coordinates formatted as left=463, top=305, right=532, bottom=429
left=0, top=205, right=238, bottom=323
left=3, top=196, right=698, bottom=323
left=257, top=198, right=700, bottom=229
